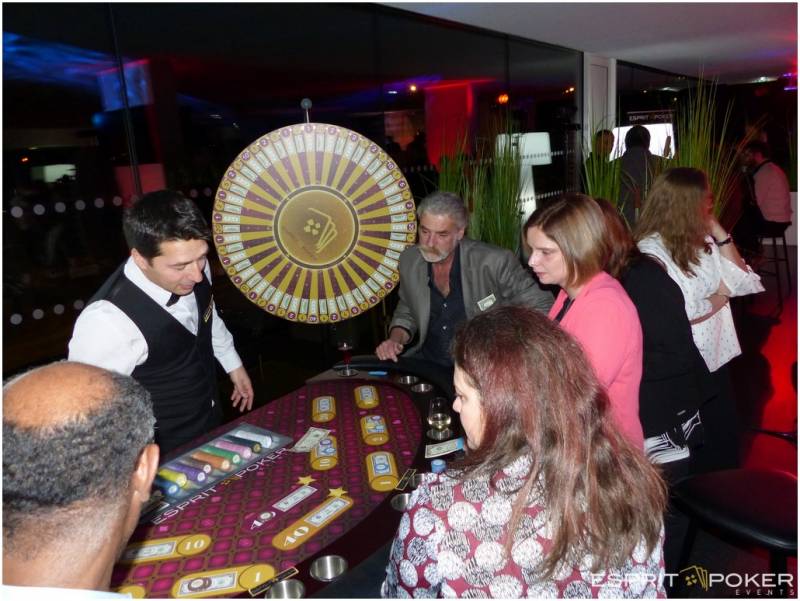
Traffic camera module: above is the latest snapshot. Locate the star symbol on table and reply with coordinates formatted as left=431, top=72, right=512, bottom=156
left=297, top=475, right=316, bottom=486
left=328, top=487, right=347, bottom=498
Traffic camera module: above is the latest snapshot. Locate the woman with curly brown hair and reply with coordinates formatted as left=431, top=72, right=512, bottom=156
left=381, top=306, right=667, bottom=598
left=635, top=167, right=763, bottom=473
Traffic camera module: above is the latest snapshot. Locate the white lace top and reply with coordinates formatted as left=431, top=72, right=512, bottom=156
left=637, top=234, right=764, bottom=372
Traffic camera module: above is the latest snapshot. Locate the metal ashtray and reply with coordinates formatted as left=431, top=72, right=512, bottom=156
left=395, top=374, right=419, bottom=385
left=410, top=382, right=433, bottom=393
left=266, top=579, right=305, bottom=599
left=309, top=555, right=348, bottom=582
left=390, top=492, right=411, bottom=511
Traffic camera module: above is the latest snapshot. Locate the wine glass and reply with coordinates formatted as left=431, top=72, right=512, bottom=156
left=332, top=322, right=358, bottom=377
left=427, top=397, right=452, bottom=440
left=337, top=340, right=357, bottom=377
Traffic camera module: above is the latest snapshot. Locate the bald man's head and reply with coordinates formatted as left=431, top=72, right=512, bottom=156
left=3, top=362, right=155, bottom=555
left=5, top=362, right=116, bottom=428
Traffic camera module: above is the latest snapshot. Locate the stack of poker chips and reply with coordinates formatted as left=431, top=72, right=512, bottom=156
left=154, top=467, right=188, bottom=496
left=229, top=429, right=272, bottom=449
left=152, top=430, right=272, bottom=497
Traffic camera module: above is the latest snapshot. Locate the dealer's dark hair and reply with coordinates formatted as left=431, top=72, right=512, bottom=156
left=451, top=305, right=666, bottom=577
left=3, top=367, right=155, bottom=549
left=123, top=189, right=211, bottom=259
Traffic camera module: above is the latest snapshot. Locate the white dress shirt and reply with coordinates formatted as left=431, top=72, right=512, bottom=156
left=68, top=257, right=242, bottom=376
left=638, top=234, right=764, bottom=372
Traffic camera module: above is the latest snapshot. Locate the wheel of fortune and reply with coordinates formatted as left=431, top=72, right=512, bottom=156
left=212, top=123, right=416, bottom=323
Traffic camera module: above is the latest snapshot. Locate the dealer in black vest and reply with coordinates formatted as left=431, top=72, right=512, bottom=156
left=68, top=190, right=254, bottom=454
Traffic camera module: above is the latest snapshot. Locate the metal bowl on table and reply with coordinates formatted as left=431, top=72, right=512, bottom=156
left=410, top=382, right=433, bottom=394
left=266, top=579, right=305, bottom=599
left=390, top=492, right=411, bottom=512
left=394, top=373, right=419, bottom=386
left=309, top=555, right=348, bottom=582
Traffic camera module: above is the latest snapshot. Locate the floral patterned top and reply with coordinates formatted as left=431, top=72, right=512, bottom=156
left=381, top=455, right=666, bottom=598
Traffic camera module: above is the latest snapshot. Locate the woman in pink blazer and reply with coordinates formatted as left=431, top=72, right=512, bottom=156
left=524, top=194, right=644, bottom=448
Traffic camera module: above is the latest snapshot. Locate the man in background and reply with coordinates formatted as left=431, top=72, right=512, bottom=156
left=582, top=129, right=616, bottom=195
left=593, top=129, right=615, bottom=160
left=618, top=125, right=657, bottom=225
left=734, top=140, right=793, bottom=255
left=3, top=361, right=159, bottom=598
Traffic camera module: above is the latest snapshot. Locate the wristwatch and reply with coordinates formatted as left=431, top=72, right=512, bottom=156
left=715, top=234, right=733, bottom=247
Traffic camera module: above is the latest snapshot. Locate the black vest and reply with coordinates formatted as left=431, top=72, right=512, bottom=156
left=90, top=263, right=220, bottom=453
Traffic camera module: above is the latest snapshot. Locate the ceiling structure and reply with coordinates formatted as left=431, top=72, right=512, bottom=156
left=4, top=2, right=795, bottom=137
left=384, top=2, right=797, bottom=84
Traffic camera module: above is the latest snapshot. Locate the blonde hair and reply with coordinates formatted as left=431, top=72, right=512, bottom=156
left=524, top=194, right=609, bottom=288
left=634, top=167, right=710, bottom=275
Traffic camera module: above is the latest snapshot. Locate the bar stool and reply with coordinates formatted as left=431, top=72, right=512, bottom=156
left=756, top=230, right=792, bottom=305
left=672, top=468, right=797, bottom=586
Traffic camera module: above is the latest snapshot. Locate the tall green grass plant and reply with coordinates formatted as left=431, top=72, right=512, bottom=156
left=669, top=78, right=751, bottom=216
left=582, top=127, right=622, bottom=206
left=466, top=152, right=489, bottom=242
left=432, top=118, right=522, bottom=253
left=437, top=128, right=470, bottom=201
left=480, top=126, right=523, bottom=252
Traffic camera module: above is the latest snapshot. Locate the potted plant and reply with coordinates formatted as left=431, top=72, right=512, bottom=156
left=667, top=77, right=757, bottom=218
left=436, top=119, right=522, bottom=253
left=582, top=123, right=622, bottom=208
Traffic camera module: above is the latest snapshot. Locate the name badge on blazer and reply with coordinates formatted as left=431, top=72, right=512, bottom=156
left=203, top=296, right=214, bottom=323
left=477, top=293, right=496, bottom=312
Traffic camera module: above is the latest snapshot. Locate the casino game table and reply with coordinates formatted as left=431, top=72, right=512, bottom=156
left=110, top=358, right=458, bottom=599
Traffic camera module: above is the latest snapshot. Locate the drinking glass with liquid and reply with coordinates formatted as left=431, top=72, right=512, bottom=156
left=427, top=397, right=452, bottom=439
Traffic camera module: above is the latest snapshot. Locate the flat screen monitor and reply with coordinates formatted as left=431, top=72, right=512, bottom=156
left=611, top=123, right=675, bottom=159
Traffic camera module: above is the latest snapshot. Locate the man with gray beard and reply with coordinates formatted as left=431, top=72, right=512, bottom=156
left=375, top=192, right=552, bottom=367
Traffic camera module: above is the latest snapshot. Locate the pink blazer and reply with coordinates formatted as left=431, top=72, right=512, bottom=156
left=549, top=272, right=644, bottom=448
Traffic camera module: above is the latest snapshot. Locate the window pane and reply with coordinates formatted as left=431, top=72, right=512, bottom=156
left=509, top=38, right=582, bottom=207
left=4, top=3, right=130, bottom=373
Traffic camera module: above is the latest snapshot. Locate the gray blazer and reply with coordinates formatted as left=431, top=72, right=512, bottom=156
left=389, top=238, right=554, bottom=355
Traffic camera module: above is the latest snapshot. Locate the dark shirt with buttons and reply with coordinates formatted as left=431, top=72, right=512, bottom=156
left=417, top=249, right=467, bottom=367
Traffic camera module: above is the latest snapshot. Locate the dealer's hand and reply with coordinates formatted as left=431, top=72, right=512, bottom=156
left=229, top=365, right=254, bottom=412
